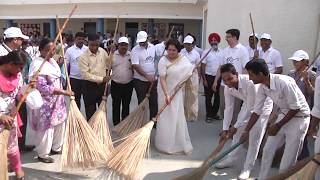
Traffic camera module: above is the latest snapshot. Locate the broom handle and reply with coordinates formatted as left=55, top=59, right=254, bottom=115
left=153, top=47, right=212, bottom=121
left=202, top=138, right=228, bottom=167
left=103, top=16, right=119, bottom=96
left=14, top=5, right=77, bottom=116
left=56, top=16, right=72, bottom=92
left=146, top=25, right=175, bottom=95
left=249, top=13, right=257, bottom=50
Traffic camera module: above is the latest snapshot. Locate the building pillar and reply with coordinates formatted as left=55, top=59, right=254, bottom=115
left=148, top=19, right=154, bottom=36
left=96, top=18, right=104, bottom=34
left=49, top=19, right=56, bottom=39
left=5, top=20, right=13, bottom=28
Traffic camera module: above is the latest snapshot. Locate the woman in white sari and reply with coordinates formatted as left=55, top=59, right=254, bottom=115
left=155, top=39, right=194, bottom=155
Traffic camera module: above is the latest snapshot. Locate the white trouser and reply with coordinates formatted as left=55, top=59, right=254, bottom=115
left=25, top=106, right=36, bottom=146
left=258, top=114, right=310, bottom=180
left=314, top=129, right=320, bottom=179
left=35, top=121, right=66, bottom=158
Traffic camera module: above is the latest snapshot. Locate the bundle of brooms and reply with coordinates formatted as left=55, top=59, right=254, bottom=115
left=112, top=26, right=175, bottom=138
left=95, top=47, right=213, bottom=180
left=56, top=17, right=109, bottom=170
left=87, top=17, right=120, bottom=154
left=0, top=6, right=77, bottom=180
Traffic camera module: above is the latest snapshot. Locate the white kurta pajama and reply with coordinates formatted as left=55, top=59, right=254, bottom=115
left=312, top=76, right=320, bottom=179
left=155, top=55, right=194, bottom=154
left=219, top=75, right=273, bottom=173
left=255, top=74, right=310, bottom=180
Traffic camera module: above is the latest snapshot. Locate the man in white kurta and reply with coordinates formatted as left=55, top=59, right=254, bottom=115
left=214, top=63, right=272, bottom=179
left=242, top=59, right=310, bottom=180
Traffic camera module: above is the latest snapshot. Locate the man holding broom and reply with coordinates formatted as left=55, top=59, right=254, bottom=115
left=214, top=63, right=272, bottom=180
left=241, top=59, right=310, bottom=180
left=79, top=34, right=113, bottom=119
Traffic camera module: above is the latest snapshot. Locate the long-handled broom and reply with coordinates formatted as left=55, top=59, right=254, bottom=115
left=0, top=7, right=77, bottom=180
left=87, top=16, right=119, bottom=153
left=98, top=48, right=213, bottom=179
left=112, top=26, right=175, bottom=138
left=57, top=17, right=109, bottom=170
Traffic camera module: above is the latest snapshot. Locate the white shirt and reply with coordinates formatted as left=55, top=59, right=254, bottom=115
left=111, top=50, right=133, bottom=84
left=131, top=42, right=156, bottom=81
left=246, top=45, right=262, bottom=60
left=259, top=47, right=283, bottom=73
left=194, top=46, right=203, bottom=56
left=155, top=41, right=166, bottom=58
left=254, top=74, right=310, bottom=118
left=180, top=48, right=200, bottom=65
left=222, top=43, right=250, bottom=74
left=202, top=48, right=224, bottom=76
left=0, top=43, right=12, bottom=56
left=223, top=75, right=256, bottom=130
left=311, top=76, right=320, bottom=118
left=64, top=44, right=88, bottom=79
left=313, top=57, right=320, bottom=76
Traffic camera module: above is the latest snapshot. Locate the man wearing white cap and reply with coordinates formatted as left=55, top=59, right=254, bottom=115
left=155, top=33, right=170, bottom=59
left=131, top=31, right=158, bottom=119
left=0, top=27, right=29, bottom=56
left=259, top=33, right=283, bottom=74
left=111, top=37, right=133, bottom=125
left=246, top=33, right=261, bottom=60
left=180, top=35, right=200, bottom=121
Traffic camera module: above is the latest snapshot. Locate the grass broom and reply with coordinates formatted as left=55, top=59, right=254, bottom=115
left=56, top=17, right=108, bottom=170
left=98, top=48, right=213, bottom=179
left=0, top=7, right=77, bottom=180
left=87, top=17, right=120, bottom=153
left=112, top=26, right=175, bottom=138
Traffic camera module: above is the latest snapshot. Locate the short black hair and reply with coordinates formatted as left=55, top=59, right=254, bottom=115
left=75, top=32, right=86, bottom=38
left=0, top=50, right=27, bottom=66
left=226, top=29, right=240, bottom=40
left=39, top=38, right=53, bottom=51
left=220, top=63, right=238, bottom=75
left=87, top=34, right=99, bottom=41
left=245, top=59, right=269, bottom=76
left=165, top=39, right=182, bottom=52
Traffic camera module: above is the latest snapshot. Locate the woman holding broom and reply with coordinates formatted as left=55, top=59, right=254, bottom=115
left=28, top=38, right=73, bottom=163
left=0, top=50, right=34, bottom=180
left=155, top=39, right=194, bottom=155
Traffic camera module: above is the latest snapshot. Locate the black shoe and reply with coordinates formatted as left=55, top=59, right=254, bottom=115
left=205, top=117, right=214, bottom=123
left=20, top=145, right=35, bottom=152
left=50, top=150, right=62, bottom=155
left=212, top=114, right=222, bottom=120
left=38, top=156, right=54, bottom=163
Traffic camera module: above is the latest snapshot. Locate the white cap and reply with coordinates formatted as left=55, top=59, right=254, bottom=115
left=118, top=36, right=129, bottom=44
left=288, top=50, right=309, bottom=61
left=249, top=33, right=259, bottom=38
left=260, top=33, right=271, bottom=40
left=4, top=27, right=29, bottom=40
left=183, top=35, right=194, bottom=44
left=136, top=31, right=148, bottom=43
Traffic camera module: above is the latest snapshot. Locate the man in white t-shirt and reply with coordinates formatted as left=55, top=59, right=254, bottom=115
left=131, top=31, right=158, bottom=119
left=259, top=33, right=283, bottom=74
left=213, top=29, right=250, bottom=121
left=246, top=33, right=261, bottom=60
left=0, top=27, right=29, bottom=56
left=155, top=33, right=169, bottom=60
left=201, top=32, right=224, bottom=122
left=64, top=32, right=88, bottom=109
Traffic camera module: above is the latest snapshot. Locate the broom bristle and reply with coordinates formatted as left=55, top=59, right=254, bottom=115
left=113, top=98, right=149, bottom=138
left=61, top=99, right=109, bottom=170
left=287, top=154, right=320, bottom=180
left=103, top=121, right=154, bottom=179
left=88, top=97, right=114, bottom=153
left=0, top=130, right=9, bottom=180
left=173, top=165, right=209, bottom=180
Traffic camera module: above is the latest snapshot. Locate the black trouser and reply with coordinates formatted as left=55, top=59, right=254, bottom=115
left=70, top=78, right=86, bottom=109
left=83, top=80, right=106, bottom=120
left=204, top=74, right=220, bottom=118
left=111, top=80, right=133, bottom=126
left=133, top=78, right=158, bottom=119
left=18, top=102, right=27, bottom=148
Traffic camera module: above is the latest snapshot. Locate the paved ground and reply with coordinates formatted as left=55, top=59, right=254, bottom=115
left=14, top=86, right=280, bottom=180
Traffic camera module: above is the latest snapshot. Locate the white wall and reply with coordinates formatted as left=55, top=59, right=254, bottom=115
left=205, top=0, right=320, bottom=73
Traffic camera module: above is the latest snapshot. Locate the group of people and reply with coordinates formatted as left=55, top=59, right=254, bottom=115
left=1, top=24, right=320, bottom=180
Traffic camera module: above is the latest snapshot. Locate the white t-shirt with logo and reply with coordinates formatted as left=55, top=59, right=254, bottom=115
left=131, top=43, right=156, bottom=81
left=202, top=48, right=224, bottom=76
left=180, top=48, right=200, bottom=65
left=222, top=43, right=250, bottom=74
left=259, top=47, right=283, bottom=73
